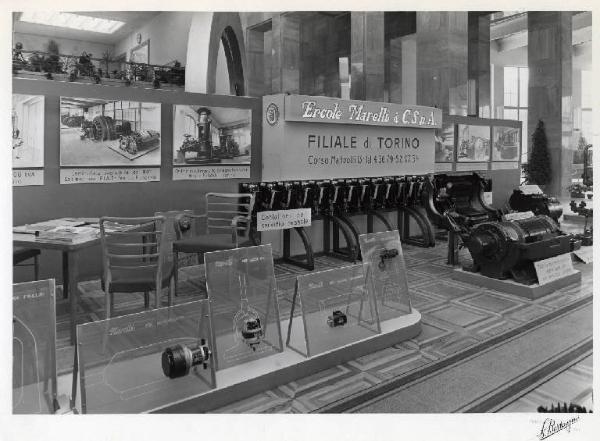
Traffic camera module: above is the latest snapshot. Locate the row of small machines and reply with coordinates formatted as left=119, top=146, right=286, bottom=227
left=240, top=173, right=581, bottom=285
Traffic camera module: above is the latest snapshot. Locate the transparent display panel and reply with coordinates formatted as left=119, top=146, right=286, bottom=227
left=77, top=300, right=215, bottom=414
left=13, top=279, right=57, bottom=414
left=359, top=230, right=412, bottom=322
left=287, top=264, right=380, bottom=358
left=204, top=245, right=283, bottom=370
left=492, top=126, right=520, bottom=161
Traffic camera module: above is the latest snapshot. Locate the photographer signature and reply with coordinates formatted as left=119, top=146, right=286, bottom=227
left=537, top=416, right=580, bottom=440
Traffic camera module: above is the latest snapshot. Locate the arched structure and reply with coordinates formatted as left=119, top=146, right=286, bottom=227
left=185, top=12, right=247, bottom=95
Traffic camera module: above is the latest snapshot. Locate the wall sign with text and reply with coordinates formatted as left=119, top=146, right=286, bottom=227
left=262, top=94, right=438, bottom=181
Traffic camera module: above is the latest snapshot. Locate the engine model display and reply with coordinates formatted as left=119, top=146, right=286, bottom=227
left=327, top=310, right=348, bottom=328
left=161, top=340, right=211, bottom=379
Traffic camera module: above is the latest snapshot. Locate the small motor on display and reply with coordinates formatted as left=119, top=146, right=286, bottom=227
left=327, top=310, right=348, bottom=327
left=241, top=317, right=264, bottom=351
left=378, top=248, right=399, bottom=270
left=161, top=339, right=211, bottom=379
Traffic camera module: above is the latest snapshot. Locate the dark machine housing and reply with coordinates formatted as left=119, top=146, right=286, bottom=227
left=463, top=215, right=579, bottom=284
left=508, top=188, right=563, bottom=222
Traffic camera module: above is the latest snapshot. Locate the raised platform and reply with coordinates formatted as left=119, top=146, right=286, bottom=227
left=153, top=311, right=422, bottom=413
left=452, top=268, right=581, bottom=300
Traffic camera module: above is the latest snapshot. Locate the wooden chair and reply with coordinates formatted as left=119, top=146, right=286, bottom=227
left=13, top=248, right=40, bottom=280
left=172, top=193, right=255, bottom=294
left=99, top=216, right=175, bottom=319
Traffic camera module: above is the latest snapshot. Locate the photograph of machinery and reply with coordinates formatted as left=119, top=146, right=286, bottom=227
left=12, top=94, right=44, bottom=168
left=434, top=123, right=455, bottom=162
left=457, top=124, right=491, bottom=162
left=60, top=97, right=161, bottom=166
left=173, top=104, right=251, bottom=165
left=492, top=126, right=520, bottom=161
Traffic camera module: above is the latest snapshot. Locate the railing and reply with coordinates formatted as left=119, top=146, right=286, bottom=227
left=12, top=49, right=185, bottom=89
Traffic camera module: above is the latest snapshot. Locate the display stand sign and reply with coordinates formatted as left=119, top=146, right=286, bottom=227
left=262, top=94, right=441, bottom=181
left=77, top=300, right=215, bottom=414
left=358, top=230, right=412, bottom=322
left=204, top=245, right=283, bottom=370
left=286, top=263, right=380, bottom=358
left=172, top=165, right=250, bottom=180
left=573, top=247, right=593, bottom=264
left=503, top=211, right=534, bottom=221
left=534, top=253, right=577, bottom=285
left=60, top=167, right=160, bottom=184
left=257, top=208, right=311, bottom=231
left=13, top=169, right=44, bottom=186
left=13, top=279, right=58, bottom=414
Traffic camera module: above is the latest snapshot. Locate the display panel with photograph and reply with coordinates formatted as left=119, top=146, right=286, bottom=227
left=492, top=126, right=520, bottom=161
left=60, top=97, right=161, bottom=166
left=12, top=94, right=44, bottom=168
left=457, top=124, right=491, bottom=162
left=173, top=104, right=251, bottom=166
left=435, top=123, right=455, bottom=162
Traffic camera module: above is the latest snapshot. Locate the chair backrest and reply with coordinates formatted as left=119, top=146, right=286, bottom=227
left=99, top=216, right=167, bottom=288
left=204, top=193, right=255, bottom=241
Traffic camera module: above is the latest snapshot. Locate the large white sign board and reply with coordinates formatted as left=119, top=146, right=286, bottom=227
left=262, top=94, right=439, bottom=181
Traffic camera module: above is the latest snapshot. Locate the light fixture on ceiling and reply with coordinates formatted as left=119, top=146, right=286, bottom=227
left=19, top=12, right=125, bottom=34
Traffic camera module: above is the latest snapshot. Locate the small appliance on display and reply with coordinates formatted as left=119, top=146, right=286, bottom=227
left=241, top=317, right=264, bottom=351
left=378, top=248, right=399, bottom=270
left=327, top=310, right=348, bottom=328
left=569, top=200, right=593, bottom=246
left=161, top=339, right=212, bottom=379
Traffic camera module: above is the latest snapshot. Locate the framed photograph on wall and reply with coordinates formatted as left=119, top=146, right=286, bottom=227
left=173, top=104, right=252, bottom=166
left=434, top=122, right=455, bottom=162
left=457, top=124, right=491, bottom=162
left=492, top=126, right=520, bottom=161
left=12, top=94, right=44, bottom=169
left=60, top=97, right=161, bottom=167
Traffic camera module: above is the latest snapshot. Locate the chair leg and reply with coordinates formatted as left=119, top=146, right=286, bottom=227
left=33, top=255, right=39, bottom=281
left=144, top=291, right=150, bottom=309
left=168, top=277, right=175, bottom=307
left=110, top=292, right=115, bottom=317
left=173, top=251, right=179, bottom=297
left=105, top=290, right=111, bottom=320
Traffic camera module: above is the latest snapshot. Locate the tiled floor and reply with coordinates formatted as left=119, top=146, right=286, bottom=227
left=53, top=229, right=593, bottom=413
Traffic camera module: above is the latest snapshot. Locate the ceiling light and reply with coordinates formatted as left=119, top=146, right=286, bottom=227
left=20, top=12, right=125, bottom=34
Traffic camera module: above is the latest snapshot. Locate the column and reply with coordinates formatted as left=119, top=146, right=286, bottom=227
left=468, top=13, right=491, bottom=117
left=350, top=12, right=385, bottom=101
left=271, top=13, right=301, bottom=94
left=528, top=12, right=573, bottom=197
left=416, top=12, right=469, bottom=115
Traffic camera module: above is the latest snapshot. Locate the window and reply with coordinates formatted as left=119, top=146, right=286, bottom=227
left=581, top=70, right=592, bottom=141
left=503, top=66, right=528, bottom=163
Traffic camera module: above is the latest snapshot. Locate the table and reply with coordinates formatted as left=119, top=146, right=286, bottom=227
left=13, top=218, right=101, bottom=345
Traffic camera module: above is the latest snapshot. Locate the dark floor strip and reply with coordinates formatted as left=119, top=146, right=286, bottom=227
left=315, top=295, right=592, bottom=413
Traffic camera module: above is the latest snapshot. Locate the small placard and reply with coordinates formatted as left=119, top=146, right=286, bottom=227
left=13, top=169, right=44, bottom=186
left=456, top=162, right=489, bottom=171
left=503, top=211, right=534, bottom=221
left=60, top=168, right=160, bottom=184
left=435, top=163, right=453, bottom=172
left=483, top=191, right=493, bottom=205
left=519, top=184, right=543, bottom=195
left=491, top=162, right=519, bottom=170
left=534, top=253, right=576, bottom=285
left=257, top=208, right=312, bottom=231
left=573, top=247, right=593, bottom=264
left=172, top=165, right=250, bottom=180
